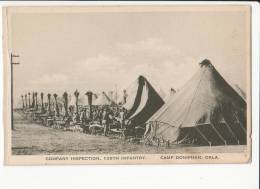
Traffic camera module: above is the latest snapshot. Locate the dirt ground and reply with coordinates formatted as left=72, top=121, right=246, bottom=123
left=12, top=111, right=246, bottom=155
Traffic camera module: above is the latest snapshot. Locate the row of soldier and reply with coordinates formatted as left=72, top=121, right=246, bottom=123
left=20, top=90, right=128, bottom=136
left=20, top=90, right=93, bottom=114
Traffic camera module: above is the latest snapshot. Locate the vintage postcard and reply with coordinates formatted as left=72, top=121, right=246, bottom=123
left=3, top=5, right=251, bottom=165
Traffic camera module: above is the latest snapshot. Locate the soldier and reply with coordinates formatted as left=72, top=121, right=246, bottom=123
left=47, top=93, right=51, bottom=116
left=21, top=95, right=24, bottom=109
left=119, top=108, right=125, bottom=129
left=85, top=91, right=93, bottom=120
left=35, top=92, right=38, bottom=111
left=62, top=92, right=69, bottom=117
left=40, top=92, right=45, bottom=113
left=80, top=108, right=87, bottom=124
left=28, top=92, right=31, bottom=108
left=123, top=89, right=128, bottom=104
left=102, top=108, right=108, bottom=136
left=74, top=90, right=80, bottom=115
left=25, top=94, right=28, bottom=109
left=53, top=93, right=60, bottom=117
left=80, top=108, right=89, bottom=133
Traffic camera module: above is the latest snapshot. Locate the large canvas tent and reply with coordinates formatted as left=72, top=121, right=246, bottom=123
left=146, top=59, right=247, bottom=146
left=123, top=75, right=165, bottom=128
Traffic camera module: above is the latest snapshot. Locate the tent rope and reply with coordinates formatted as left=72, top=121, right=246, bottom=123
left=210, top=123, right=226, bottom=145
left=224, top=122, right=240, bottom=145
left=195, top=127, right=211, bottom=146
left=233, top=112, right=246, bottom=134
left=176, top=134, right=190, bottom=144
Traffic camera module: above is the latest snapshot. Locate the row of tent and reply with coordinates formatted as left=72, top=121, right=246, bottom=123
left=18, top=59, right=247, bottom=146
left=123, top=59, right=247, bottom=146
left=67, top=91, right=114, bottom=106
left=19, top=90, right=116, bottom=109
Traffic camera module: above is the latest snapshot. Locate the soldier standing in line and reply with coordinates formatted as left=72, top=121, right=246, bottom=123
left=102, top=108, right=108, bottom=136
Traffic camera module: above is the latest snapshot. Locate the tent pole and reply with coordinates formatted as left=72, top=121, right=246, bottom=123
left=195, top=127, right=211, bottom=146
left=210, top=124, right=226, bottom=145
left=224, top=122, right=239, bottom=145
left=234, top=113, right=246, bottom=134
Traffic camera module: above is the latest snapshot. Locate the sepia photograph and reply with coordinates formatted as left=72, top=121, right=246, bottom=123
left=3, top=5, right=251, bottom=165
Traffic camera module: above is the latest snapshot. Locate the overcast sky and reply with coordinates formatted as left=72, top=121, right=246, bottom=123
left=9, top=6, right=250, bottom=106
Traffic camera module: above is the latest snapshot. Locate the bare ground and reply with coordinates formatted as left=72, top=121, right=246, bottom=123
left=12, top=111, right=246, bottom=155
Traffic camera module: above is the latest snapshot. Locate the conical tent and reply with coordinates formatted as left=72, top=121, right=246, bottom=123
left=146, top=59, right=247, bottom=146
left=92, top=92, right=114, bottom=106
left=78, top=96, right=89, bottom=106
left=124, top=75, right=165, bottom=128
left=68, top=95, right=75, bottom=107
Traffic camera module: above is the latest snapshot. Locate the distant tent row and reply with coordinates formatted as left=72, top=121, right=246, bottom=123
left=93, top=92, right=115, bottom=106
left=145, top=59, right=247, bottom=146
left=67, top=91, right=114, bottom=106
left=19, top=90, right=119, bottom=110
